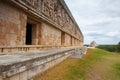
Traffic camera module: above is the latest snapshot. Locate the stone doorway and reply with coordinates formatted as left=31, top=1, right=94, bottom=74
left=25, top=17, right=40, bottom=45
left=26, top=23, right=32, bottom=45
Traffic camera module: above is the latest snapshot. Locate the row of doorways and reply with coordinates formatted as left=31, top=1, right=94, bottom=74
left=25, top=23, right=74, bottom=46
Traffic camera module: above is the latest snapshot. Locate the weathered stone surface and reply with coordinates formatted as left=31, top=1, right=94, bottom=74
left=64, top=33, right=71, bottom=46
left=0, top=0, right=83, bottom=49
left=0, top=2, right=26, bottom=46
left=71, top=46, right=87, bottom=58
left=40, top=23, right=61, bottom=46
left=90, top=41, right=97, bottom=47
left=0, top=0, right=85, bottom=80
left=19, top=71, right=27, bottom=80
left=0, top=48, right=74, bottom=77
left=9, top=74, right=20, bottom=80
left=0, top=47, right=83, bottom=80
left=0, top=78, right=3, bottom=80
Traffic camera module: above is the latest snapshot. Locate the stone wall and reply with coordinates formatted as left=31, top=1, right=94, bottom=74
left=0, top=2, right=26, bottom=46
left=64, top=33, right=71, bottom=46
left=40, top=23, right=61, bottom=46
left=0, top=1, right=85, bottom=80
left=0, top=47, right=83, bottom=80
left=0, top=0, right=83, bottom=53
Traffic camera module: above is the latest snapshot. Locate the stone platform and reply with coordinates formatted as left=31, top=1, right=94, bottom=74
left=0, top=47, right=86, bottom=80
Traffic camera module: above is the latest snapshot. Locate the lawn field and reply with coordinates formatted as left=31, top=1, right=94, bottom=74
left=32, top=48, right=120, bottom=80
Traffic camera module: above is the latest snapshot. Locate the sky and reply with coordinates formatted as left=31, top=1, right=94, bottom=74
left=64, top=0, right=120, bottom=45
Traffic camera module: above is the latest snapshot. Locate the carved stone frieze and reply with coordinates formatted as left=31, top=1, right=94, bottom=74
left=15, top=0, right=82, bottom=39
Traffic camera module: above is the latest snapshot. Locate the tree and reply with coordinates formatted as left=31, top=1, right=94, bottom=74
left=117, top=42, right=120, bottom=52
left=118, top=42, right=120, bottom=45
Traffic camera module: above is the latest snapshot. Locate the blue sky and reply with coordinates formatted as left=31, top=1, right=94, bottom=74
left=64, top=0, right=120, bottom=45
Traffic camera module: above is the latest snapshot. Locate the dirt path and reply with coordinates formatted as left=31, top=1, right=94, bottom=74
left=32, top=48, right=120, bottom=80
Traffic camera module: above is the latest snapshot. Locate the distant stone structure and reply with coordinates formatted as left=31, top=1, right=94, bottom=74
left=0, top=0, right=83, bottom=53
left=90, top=41, right=97, bottom=47
left=0, top=0, right=85, bottom=80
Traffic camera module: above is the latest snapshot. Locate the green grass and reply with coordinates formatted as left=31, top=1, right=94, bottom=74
left=67, top=65, right=86, bottom=80
left=112, top=63, right=120, bottom=79
left=66, top=48, right=120, bottom=80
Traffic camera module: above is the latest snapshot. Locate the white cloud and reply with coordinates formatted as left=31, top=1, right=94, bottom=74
left=105, top=31, right=120, bottom=38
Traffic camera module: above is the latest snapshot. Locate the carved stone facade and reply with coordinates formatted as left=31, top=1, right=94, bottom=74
left=0, top=0, right=83, bottom=53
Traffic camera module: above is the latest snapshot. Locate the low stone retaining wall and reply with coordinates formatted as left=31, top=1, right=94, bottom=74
left=0, top=47, right=86, bottom=80
left=71, top=46, right=87, bottom=58
left=0, top=45, right=61, bottom=54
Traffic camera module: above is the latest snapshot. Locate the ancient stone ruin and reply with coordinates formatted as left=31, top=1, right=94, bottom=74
left=90, top=41, right=97, bottom=47
left=0, top=0, right=83, bottom=53
left=0, top=0, right=85, bottom=80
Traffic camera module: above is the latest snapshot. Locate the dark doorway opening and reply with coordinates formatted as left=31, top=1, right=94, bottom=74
left=26, top=23, right=32, bottom=45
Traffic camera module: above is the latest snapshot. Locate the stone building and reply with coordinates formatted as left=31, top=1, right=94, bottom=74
left=0, top=0, right=85, bottom=80
left=0, top=0, right=83, bottom=53
left=90, top=41, right=97, bottom=47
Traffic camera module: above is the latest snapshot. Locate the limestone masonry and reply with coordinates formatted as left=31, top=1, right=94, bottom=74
left=0, top=0, right=83, bottom=53
left=0, top=0, right=84, bottom=80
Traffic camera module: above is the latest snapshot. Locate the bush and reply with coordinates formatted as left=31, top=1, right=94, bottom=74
left=97, top=45, right=120, bottom=52
left=117, top=45, right=120, bottom=52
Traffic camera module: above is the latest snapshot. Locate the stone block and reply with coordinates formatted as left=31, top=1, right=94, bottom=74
left=0, top=33, right=6, bottom=39
left=0, top=78, right=3, bottom=80
left=19, top=66, right=26, bottom=73
left=41, top=23, right=61, bottom=46
left=3, top=78, right=9, bottom=80
left=9, top=74, right=19, bottom=80
left=19, top=71, right=27, bottom=80
left=27, top=66, right=40, bottom=79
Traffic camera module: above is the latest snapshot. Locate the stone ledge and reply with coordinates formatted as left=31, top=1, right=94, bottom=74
left=0, top=47, right=81, bottom=79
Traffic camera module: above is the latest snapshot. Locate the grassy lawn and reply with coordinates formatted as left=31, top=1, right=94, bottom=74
left=33, top=48, right=120, bottom=80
